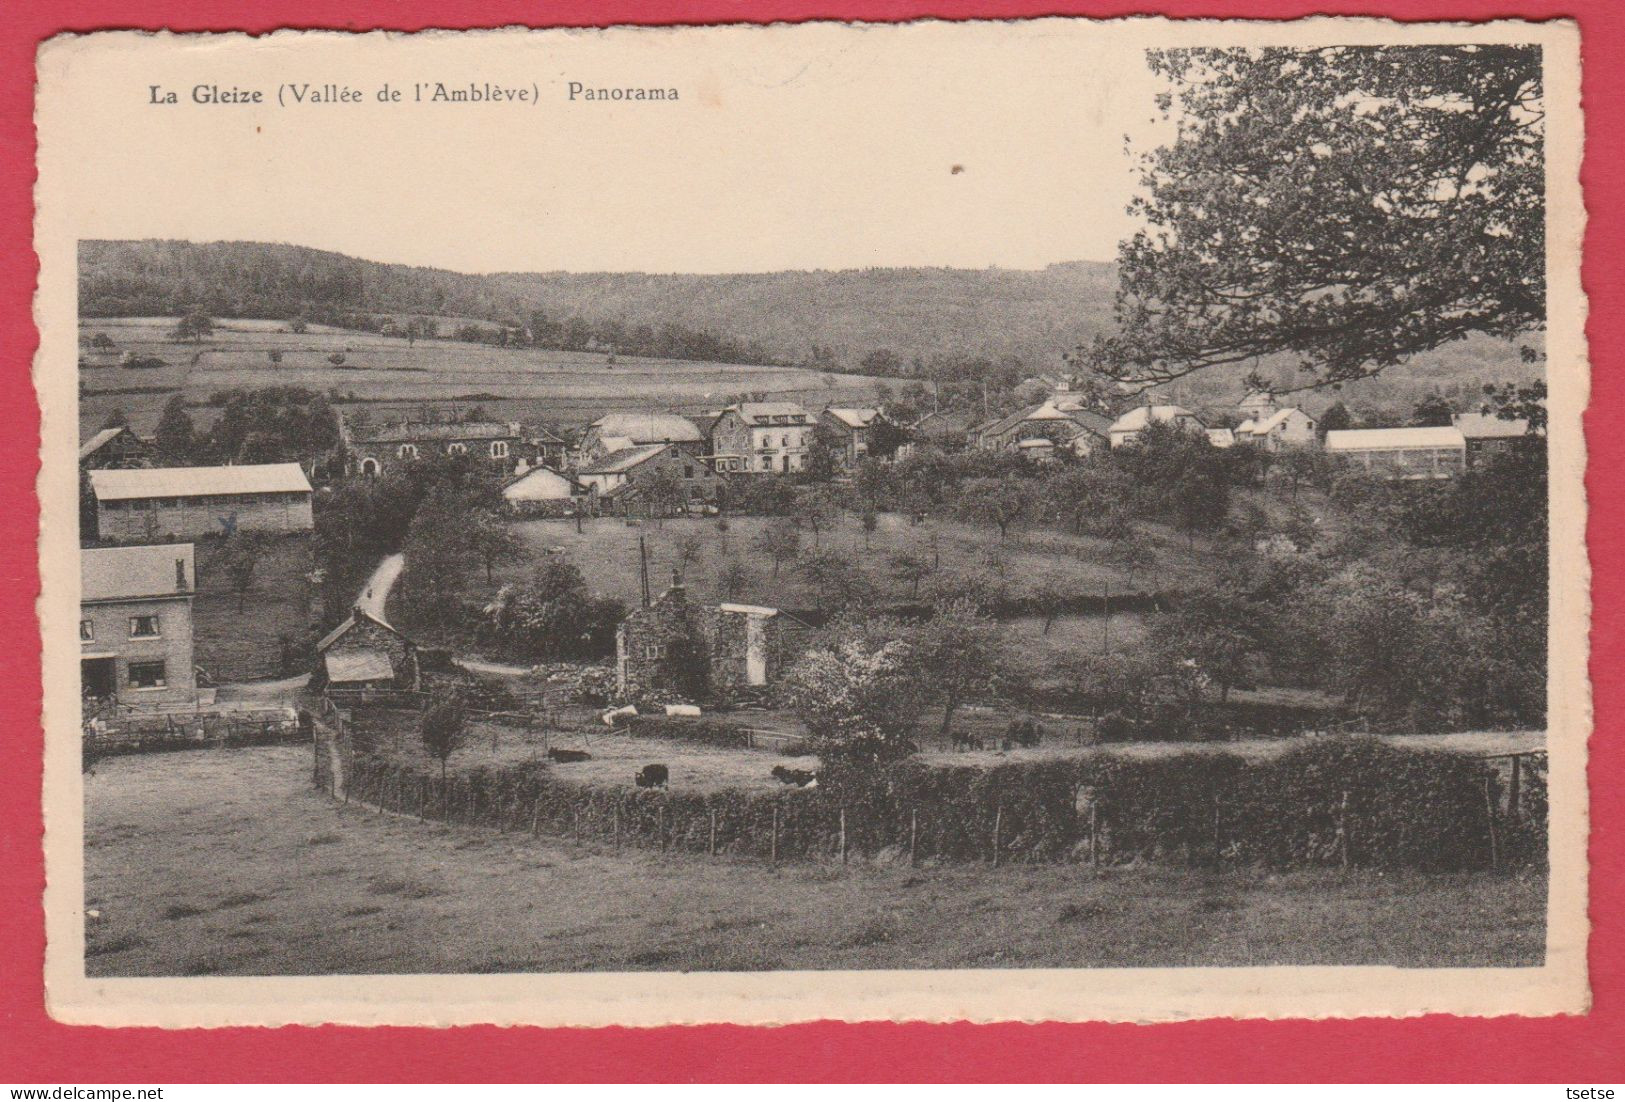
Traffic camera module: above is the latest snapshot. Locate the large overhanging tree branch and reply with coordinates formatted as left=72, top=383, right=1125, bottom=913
left=1080, top=45, right=1545, bottom=391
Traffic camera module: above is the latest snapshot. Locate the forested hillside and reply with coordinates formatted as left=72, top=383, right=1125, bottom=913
left=79, top=239, right=1536, bottom=416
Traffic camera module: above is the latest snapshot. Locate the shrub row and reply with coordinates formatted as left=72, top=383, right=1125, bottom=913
left=323, top=735, right=1545, bottom=871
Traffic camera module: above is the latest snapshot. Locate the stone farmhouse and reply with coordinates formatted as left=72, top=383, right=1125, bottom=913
left=1453, top=411, right=1539, bottom=468
left=1107, top=404, right=1207, bottom=449
left=615, top=576, right=812, bottom=701
left=1325, top=426, right=1467, bottom=479
left=818, top=407, right=904, bottom=466
left=78, top=425, right=155, bottom=470
left=80, top=543, right=196, bottom=708
left=576, top=442, right=720, bottom=515
left=709, top=402, right=813, bottom=474
left=1236, top=406, right=1318, bottom=451
left=578, top=412, right=707, bottom=466
left=89, top=463, right=314, bottom=543
left=344, top=416, right=528, bottom=478
left=311, top=608, right=421, bottom=695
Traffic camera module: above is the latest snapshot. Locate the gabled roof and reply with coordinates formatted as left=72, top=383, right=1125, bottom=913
left=823, top=407, right=882, bottom=429
left=1109, top=405, right=1202, bottom=434
left=316, top=607, right=407, bottom=653
left=1206, top=428, right=1237, bottom=448
left=81, top=543, right=194, bottom=603
left=578, top=442, right=670, bottom=476
left=1453, top=411, right=1533, bottom=440
left=1240, top=407, right=1311, bottom=436
left=88, top=462, right=312, bottom=501
left=79, top=426, right=140, bottom=462
left=324, top=649, right=395, bottom=684
left=910, top=408, right=975, bottom=434
left=501, top=465, right=580, bottom=499
left=1325, top=426, right=1467, bottom=451
left=590, top=412, right=704, bottom=444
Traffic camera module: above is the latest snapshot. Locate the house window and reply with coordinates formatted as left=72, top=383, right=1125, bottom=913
left=683, top=464, right=694, bottom=479
left=398, top=444, right=418, bottom=460
left=760, top=456, right=771, bottom=471
left=491, top=441, right=509, bottom=458
left=127, top=660, right=167, bottom=689
left=448, top=442, right=468, bottom=455
left=129, top=615, right=161, bottom=638
left=360, top=458, right=380, bottom=477
left=643, top=642, right=666, bottom=660
left=781, top=435, right=789, bottom=448
left=79, top=619, right=94, bottom=642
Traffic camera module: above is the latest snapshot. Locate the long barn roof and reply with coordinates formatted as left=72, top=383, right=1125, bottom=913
left=88, top=463, right=312, bottom=501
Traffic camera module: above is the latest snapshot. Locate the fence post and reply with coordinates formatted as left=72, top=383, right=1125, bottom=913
left=573, top=808, right=581, bottom=842
left=1509, top=754, right=1523, bottom=822
left=992, top=806, right=1003, bottom=867
left=613, top=804, right=621, bottom=853
left=709, top=808, right=718, bottom=857
left=1090, top=803, right=1100, bottom=869
left=657, top=805, right=666, bottom=852
left=1484, top=775, right=1501, bottom=872
left=839, top=808, right=848, bottom=865
left=531, top=798, right=540, bottom=836
left=909, top=809, right=918, bottom=867
left=770, top=805, right=779, bottom=868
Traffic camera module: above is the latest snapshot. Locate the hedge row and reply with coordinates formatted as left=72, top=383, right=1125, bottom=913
left=325, top=736, right=1545, bottom=871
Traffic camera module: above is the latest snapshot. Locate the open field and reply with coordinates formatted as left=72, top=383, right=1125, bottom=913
left=357, top=714, right=819, bottom=793
left=78, top=317, right=886, bottom=437
left=83, top=745, right=1546, bottom=976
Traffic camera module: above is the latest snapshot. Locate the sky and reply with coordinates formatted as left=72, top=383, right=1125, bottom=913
left=39, top=22, right=1171, bottom=274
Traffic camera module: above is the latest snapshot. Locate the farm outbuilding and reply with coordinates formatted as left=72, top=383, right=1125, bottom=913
left=88, top=462, right=314, bottom=542
left=615, top=578, right=812, bottom=701
left=312, top=607, right=420, bottom=694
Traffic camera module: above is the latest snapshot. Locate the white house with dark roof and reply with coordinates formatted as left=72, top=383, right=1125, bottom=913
left=577, top=442, right=720, bottom=513
left=88, top=463, right=314, bottom=542
left=80, top=543, right=196, bottom=707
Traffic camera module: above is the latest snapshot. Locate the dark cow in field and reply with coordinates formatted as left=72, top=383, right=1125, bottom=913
left=771, top=765, right=817, bottom=787
left=636, top=763, right=669, bottom=789
left=547, top=748, right=592, bottom=763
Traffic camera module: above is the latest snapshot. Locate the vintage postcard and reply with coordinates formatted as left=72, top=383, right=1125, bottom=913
left=35, top=17, right=1589, bottom=1027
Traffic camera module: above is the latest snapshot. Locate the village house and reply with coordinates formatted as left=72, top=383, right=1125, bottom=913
left=974, top=401, right=1113, bottom=457
left=311, top=607, right=420, bottom=695
left=708, top=402, right=813, bottom=474
left=1107, top=404, right=1207, bottom=448
left=524, top=424, right=570, bottom=469
left=818, top=407, right=904, bottom=466
left=578, top=412, right=707, bottom=466
left=909, top=408, right=976, bottom=451
left=615, top=576, right=812, bottom=701
left=576, top=442, right=719, bottom=515
left=80, top=543, right=196, bottom=708
left=78, top=425, right=155, bottom=470
left=344, top=416, right=528, bottom=478
left=88, top=462, right=314, bottom=543
left=1206, top=428, right=1237, bottom=449
left=1236, top=407, right=1318, bottom=451
left=501, top=464, right=584, bottom=517
left=1453, top=411, right=1539, bottom=467
left=1325, top=426, right=1467, bottom=479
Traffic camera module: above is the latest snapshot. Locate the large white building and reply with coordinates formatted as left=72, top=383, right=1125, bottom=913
left=1325, top=426, right=1467, bottom=479
left=88, top=463, right=314, bottom=542
left=1107, top=405, right=1206, bottom=449
left=708, top=402, right=813, bottom=474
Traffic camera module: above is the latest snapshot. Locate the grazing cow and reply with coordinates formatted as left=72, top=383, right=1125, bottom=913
left=636, top=763, right=669, bottom=789
left=547, top=748, right=592, bottom=763
left=771, top=765, right=817, bottom=787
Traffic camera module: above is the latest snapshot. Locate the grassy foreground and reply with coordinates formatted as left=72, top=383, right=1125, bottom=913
left=83, top=746, right=1546, bottom=977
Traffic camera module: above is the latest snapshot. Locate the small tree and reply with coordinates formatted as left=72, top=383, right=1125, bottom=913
left=752, top=518, right=801, bottom=578
left=888, top=550, right=933, bottom=600
left=171, top=309, right=215, bottom=344
left=957, top=477, right=1027, bottom=541
left=782, top=630, right=925, bottom=764
left=153, top=393, right=196, bottom=464
left=795, top=486, right=841, bottom=547
left=267, top=349, right=283, bottom=364
left=328, top=352, right=347, bottom=366
left=672, top=531, right=705, bottom=578
left=910, top=597, right=1003, bottom=738
left=220, top=535, right=262, bottom=613
left=859, top=507, right=879, bottom=549
left=468, top=511, right=526, bottom=586
left=420, top=695, right=468, bottom=785
left=91, top=333, right=115, bottom=352
left=716, top=559, right=751, bottom=599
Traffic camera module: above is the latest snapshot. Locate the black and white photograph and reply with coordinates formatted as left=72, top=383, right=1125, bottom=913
left=37, top=19, right=1588, bottom=1026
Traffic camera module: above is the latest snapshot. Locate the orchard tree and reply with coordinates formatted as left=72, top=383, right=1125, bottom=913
left=957, top=477, right=1028, bottom=541
left=783, top=629, right=926, bottom=764
left=752, top=518, right=801, bottom=578
left=1083, top=46, right=1543, bottom=392
left=910, top=597, right=1004, bottom=738
left=420, top=694, right=468, bottom=785
left=468, top=511, right=526, bottom=586
left=171, top=309, right=216, bottom=344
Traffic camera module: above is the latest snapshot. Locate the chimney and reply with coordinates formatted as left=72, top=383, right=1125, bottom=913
left=175, top=557, right=188, bottom=592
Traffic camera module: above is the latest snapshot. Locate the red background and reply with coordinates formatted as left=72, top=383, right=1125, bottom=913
left=1, top=0, right=1619, bottom=1083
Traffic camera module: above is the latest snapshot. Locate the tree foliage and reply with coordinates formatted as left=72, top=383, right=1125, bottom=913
left=1085, top=45, right=1544, bottom=390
